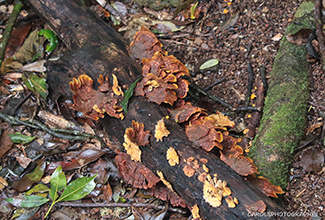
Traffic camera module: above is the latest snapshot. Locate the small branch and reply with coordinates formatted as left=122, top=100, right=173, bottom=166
left=29, top=119, right=90, bottom=141
left=0, top=0, right=23, bottom=66
left=58, top=202, right=186, bottom=214
left=245, top=62, right=254, bottom=107
left=0, top=111, right=92, bottom=142
left=315, top=0, right=325, bottom=71
left=259, top=65, right=268, bottom=93
left=203, top=77, right=225, bottom=91
left=235, top=106, right=260, bottom=112
left=308, top=101, right=325, bottom=110
left=238, top=83, right=264, bottom=148
left=189, top=84, right=234, bottom=110
left=190, top=84, right=260, bottom=112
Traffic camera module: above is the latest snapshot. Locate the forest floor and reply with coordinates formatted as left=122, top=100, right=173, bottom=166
left=0, top=0, right=324, bottom=219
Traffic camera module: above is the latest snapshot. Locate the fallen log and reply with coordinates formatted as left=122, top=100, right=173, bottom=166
left=26, top=0, right=289, bottom=219
left=248, top=0, right=313, bottom=189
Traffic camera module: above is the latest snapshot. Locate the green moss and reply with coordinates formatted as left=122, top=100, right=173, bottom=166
left=248, top=5, right=311, bottom=189
left=293, top=0, right=314, bottom=18
left=286, top=1, right=315, bottom=35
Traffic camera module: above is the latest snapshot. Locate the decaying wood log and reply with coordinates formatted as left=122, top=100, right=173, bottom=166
left=249, top=0, right=313, bottom=189
left=26, top=0, right=289, bottom=219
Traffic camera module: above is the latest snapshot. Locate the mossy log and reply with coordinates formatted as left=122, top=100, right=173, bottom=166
left=248, top=0, right=314, bottom=189
left=26, top=0, right=289, bottom=219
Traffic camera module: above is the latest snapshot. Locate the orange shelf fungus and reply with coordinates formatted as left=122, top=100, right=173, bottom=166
left=166, top=147, right=179, bottom=166
left=191, top=204, right=202, bottom=220
left=183, top=165, right=195, bottom=177
left=123, top=121, right=151, bottom=162
left=244, top=200, right=267, bottom=214
left=203, top=175, right=232, bottom=208
left=115, top=152, right=159, bottom=189
left=69, top=74, right=124, bottom=120
left=155, top=118, right=170, bottom=142
left=226, top=196, right=238, bottom=208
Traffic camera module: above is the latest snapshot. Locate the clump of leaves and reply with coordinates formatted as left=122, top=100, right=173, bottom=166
left=6, top=166, right=97, bottom=218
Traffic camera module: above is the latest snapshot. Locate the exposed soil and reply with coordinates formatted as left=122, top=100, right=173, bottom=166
left=1, top=0, right=325, bottom=219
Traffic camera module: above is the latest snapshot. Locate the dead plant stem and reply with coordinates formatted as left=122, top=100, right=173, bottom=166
left=0, top=0, right=23, bottom=66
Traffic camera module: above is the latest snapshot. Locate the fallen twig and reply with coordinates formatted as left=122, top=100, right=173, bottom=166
left=0, top=0, right=23, bottom=66
left=190, top=84, right=259, bottom=112
left=245, top=62, right=254, bottom=107
left=58, top=202, right=186, bottom=214
left=259, top=65, right=268, bottom=93
left=0, top=111, right=92, bottom=142
left=238, top=83, right=264, bottom=148
left=203, top=77, right=225, bottom=91
left=309, top=101, right=325, bottom=110
left=190, top=83, right=234, bottom=110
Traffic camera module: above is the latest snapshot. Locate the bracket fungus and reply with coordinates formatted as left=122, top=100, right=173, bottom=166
left=123, top=121, right=151, bottom=162
left=69, top=74, right=124, bottom=120
left=203, top=174, right=232, bottom=208
left=166, top=147, right=179, bottom=166
left=155, top=118, right=170, bottom=142
left=115, top=152, right=160, bottom=189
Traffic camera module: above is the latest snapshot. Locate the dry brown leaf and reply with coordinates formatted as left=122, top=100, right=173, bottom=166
left=286, top=28, right=312, bottom=45
left=0, top=125, right=14, bottom=158
left=0, top=176, right=8, bottom=191
left=300, top=148, right=324, bottom=172
left=306, top=121, right=323, bottom=134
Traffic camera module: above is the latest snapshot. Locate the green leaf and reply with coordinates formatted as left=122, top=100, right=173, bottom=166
left=190, top=2, right=198, bottom=20
left=22, top=72, right=48, bottom=99
left=121, top=78, right=141, bottom=113
left=8, top=132, right=35, bottom=144
left=12, top=207, right=39, bottom=220
left=199, top=58, right=219, bottom=70
left=38, top=29, right=58, bottom=52
left=50, top=165, right=66, bottom=200
left=26, top=183, right=49, bottom=195
left=6, top=195, right=49, bottom=208
left=57, top=175, right=97, bottom=202
left=11, top=160, right=46, bottom=192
